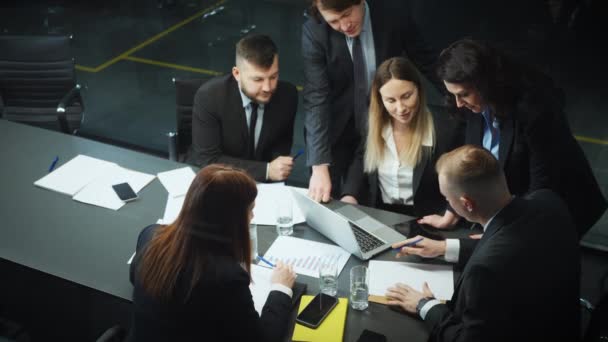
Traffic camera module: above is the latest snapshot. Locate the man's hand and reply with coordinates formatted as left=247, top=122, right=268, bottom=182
left=418, top=209, right=460, bottom=229
left=268, top=156, right=294, bottom=181
left=385, top=282, right=435, bottom=314
left=340, top=195, right=358, bottom=204
left=308, top=164, right=331, bottom=202
left=392, top=236, right=446, bottom=259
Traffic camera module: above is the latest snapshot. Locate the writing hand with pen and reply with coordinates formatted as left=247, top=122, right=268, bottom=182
left=392, top=235, right=447, bottom=259
left=268, top=149, right=303, bottom=181
left=257, top=256, right=297, bottom=289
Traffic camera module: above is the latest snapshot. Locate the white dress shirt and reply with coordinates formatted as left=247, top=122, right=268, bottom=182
left=378, top=123, right=433, bottom=205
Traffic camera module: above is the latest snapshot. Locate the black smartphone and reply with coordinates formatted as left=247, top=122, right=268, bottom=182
left=295, top=293, right=338, bottom=329
left=357, top=329, right=387, bottom=342
left=112, top=182, right=138, bottom=202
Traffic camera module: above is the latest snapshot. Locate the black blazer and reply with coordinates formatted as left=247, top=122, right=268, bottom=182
left=463, top=96, right=606, bottom=236
left=464, top=112, right=538, bottom=197
left=343, top=106, right=462, bottom=217
left=128, top=225, right=293, bottom=342
left=302, top=0, right=439, bottom=167
left=425, top=190, right=580, bottom=342
left=188, top=74, right=298, bottom=181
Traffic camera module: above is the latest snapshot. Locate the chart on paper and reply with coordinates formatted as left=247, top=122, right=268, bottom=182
left=262, top=236, right=350, bottom=278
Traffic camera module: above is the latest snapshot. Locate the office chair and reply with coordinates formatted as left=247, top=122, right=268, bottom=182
left=96, top=325, right=126, bottom=342
left=582, top=271, right=608, bottom=342
left=168, top=78, right=207, bottom=162
left=0, top=35, right=83, bottom=134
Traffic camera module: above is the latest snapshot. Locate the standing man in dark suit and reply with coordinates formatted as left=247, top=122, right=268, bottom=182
left=189, top=34, right=298, bottom=182
left=388, top=145, right=580, bottom=342
left=302, top=0, right=439, bottom=202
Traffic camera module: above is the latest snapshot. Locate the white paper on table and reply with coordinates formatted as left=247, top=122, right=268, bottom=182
left=368, top=260, right=454, bottom=301
left=34, top=155, right=117, bottom=196
left=72, top=164, right=155, bottom=210
left=157, top=167, right=195, bottom=197
left=127, top=252, right=136, bottom=265
left=262, top=236, right=350, bottom=278
left=250, top=264, right=273, bottom=315
left=157, top=194, right=186, bottom=225
left=252, top=183, right=306, bottom=225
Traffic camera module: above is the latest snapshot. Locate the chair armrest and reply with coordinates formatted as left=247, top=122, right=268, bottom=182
left=57, top=84, right=82, bottom=113
left=95, top=325, right=126, bottom=342
left=167, top=131, right=178, bottom=161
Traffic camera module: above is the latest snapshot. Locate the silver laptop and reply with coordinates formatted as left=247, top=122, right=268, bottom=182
left=291, top=189, right=406, bottom=260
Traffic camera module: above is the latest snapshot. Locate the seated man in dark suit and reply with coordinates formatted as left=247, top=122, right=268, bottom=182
left=388, top=145, right=580, bottom=342
left=188, top=34, right=298, bottom=182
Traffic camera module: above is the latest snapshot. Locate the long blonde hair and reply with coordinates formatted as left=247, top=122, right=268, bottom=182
left=364, top=57, right=435, bottom=172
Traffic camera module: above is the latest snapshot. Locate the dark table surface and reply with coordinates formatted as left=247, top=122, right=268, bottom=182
left=0, top=119, right=479, bottom=341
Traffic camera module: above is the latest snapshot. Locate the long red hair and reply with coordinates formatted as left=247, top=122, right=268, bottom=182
left=138, top=164, right=257, bottom=301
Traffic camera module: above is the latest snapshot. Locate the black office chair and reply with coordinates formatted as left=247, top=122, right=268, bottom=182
left=96, top=325, right=126, bottom=342
left=582, top=271, right=608, bottom=342
left=0, top=35, right=83, bottom=134
left=168, top=78, right=207, bottom=162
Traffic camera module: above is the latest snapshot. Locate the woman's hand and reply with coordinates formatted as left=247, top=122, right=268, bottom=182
left=270, top=261, right=296, bottom=288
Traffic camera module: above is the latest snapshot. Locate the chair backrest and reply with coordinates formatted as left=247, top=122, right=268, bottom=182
left=0, top=35, right=83, bottom=133
left=584, top=270, right=608, bottom=342
left=174, top=78, right=206, bottom=157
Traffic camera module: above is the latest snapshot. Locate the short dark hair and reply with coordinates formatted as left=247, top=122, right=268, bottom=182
left=308, top=0, right=362, bottom=21
left=235, top=34, right=277, bottom=69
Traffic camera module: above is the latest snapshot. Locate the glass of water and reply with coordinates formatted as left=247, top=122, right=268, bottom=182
left=276, top=189, right=293, bottom=236
left=319, top=258, right=338, bottom=297
left=249, top=224, right=258, bottom=260
left=350, top=265, right=369, bottom=310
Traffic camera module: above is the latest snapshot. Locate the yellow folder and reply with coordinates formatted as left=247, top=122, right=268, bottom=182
left=292, top=296, right=348, bottom=342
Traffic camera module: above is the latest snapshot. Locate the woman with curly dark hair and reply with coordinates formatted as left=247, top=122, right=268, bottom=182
left=420, top=38, right=606, bottom=237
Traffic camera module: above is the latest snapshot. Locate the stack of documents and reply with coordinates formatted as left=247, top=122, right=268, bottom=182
left=34, top=155, right=155, bottom=210
left=368, top=260, right=454, bottom=301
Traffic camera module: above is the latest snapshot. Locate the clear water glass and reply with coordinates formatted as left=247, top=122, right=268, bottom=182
left=276, top=189, right=293, bottom=236
left=319, top=259, right=338, bottom=297
left=249, top=224, right=258, bottom=260
left=350, top=265, right=369, bottom=310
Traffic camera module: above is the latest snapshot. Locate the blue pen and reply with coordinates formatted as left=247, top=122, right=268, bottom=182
left=48, top=156, right=59, bottom=172
left=257, top=255, right=275, bottom=268
left=393, top=237, right=424, bottom=252
left=292, top=149, right=304, bottom=160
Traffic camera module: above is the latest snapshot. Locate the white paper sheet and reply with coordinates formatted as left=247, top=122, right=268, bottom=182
left=127, top=252, right=136, bottom=265
left=72, top=164, right=155, bottom=210
left=34, top=155, right=117, bottom=196
left=368, top=260, right=454, bottom=301
left=252, top=183, right=306, bottom=225
left=157, top=167, right=195, bottom=197
left=157, top=194, right=186, bottom=225
left=249, top=264, right=273, bottom=315
left=262, top=236, right=350, bottom=278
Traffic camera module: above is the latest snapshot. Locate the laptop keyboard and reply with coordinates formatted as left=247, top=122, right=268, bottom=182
left=350, top=224, right=385, bottom=253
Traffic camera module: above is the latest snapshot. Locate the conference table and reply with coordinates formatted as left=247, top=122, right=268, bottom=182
left=0, top=119, right=476, bottom=341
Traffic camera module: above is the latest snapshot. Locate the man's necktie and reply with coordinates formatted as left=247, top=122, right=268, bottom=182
left=248, top=102, right=258, bottom=159
left=352, top=36, right=368, bottom=120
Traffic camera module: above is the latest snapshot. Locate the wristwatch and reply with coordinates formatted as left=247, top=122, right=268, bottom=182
left=416, top=297, right=434, bottom=317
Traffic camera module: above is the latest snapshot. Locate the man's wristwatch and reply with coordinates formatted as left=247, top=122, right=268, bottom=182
left=416, top=297, right=434, bottom=316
